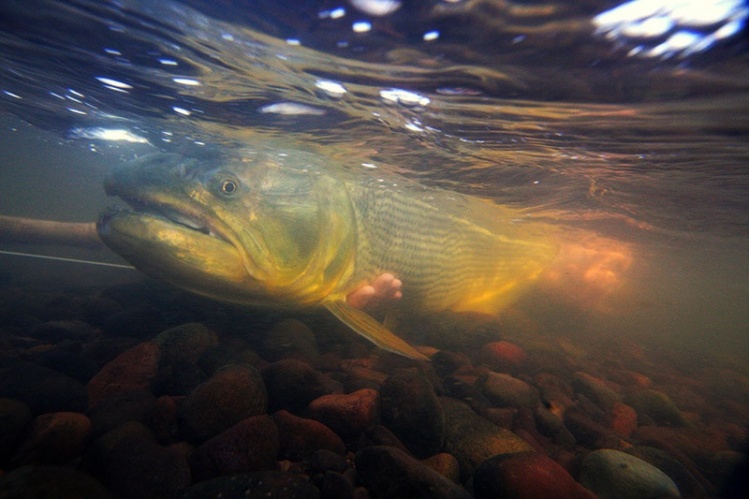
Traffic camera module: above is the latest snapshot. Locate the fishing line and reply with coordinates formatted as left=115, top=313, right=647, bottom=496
left=0, top=250, right=135, bottom=269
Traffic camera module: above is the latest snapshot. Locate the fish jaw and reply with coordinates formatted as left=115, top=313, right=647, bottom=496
left=97, top=208, right=273, bottom=305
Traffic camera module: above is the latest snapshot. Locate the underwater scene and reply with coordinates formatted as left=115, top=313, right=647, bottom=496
left=1, top=0, right=748, bottom=497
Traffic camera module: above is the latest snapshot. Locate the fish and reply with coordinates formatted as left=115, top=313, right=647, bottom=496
left=97, top=148, right=558, bottom=360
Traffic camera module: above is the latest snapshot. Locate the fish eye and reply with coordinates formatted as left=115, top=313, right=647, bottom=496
left=219, top=177, right=239, bottom=195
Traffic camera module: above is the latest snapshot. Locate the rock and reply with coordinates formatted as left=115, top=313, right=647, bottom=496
left=606, top=368, right=652, bottom=388
left=533, top=402, right=564, bottom=436
left=99, top=431, right=191, bottom=499
left=153, top=360, right=208, bottom=396
left=440, top=397, right=532, bottom=479
left=189, top=415, right=279, bottom=481
left=180, top=364, right=267, bottom=442
left=307, top=388, right=380, bottom=438
left=308, top=449, right=350, bottom=474
left=474, top=452, right=596, bottom=499
left=626, top=389, right=688, bottom=427
left=13, top=411, right=91, bottom=465
left=573, top=372, right=621, bottom=412
left=196, top=345, right=250, bottom=375
left=365, top=424, right=411, bottom=453
left=153, top=322, right=218, bottom=364
left=564, top=409, right=620, bottom=448
left=0, top=465, right=112, bottom=499
left=476, top=372, right=539, bottom=408
left=355, top=446, right=472, bottom=499
left=317, top=471, right=354, bottom=499
left=88, top=390, right=157, bottom=437
left=263, top=319, right=321, bottom=364
left=86, top=341, right=161, bottom=408
left=81, top=337, right=140, bottom=371
left=28, top=320, right=97, bottom=342
left=0, top=398, right=32, bottom=464
left=0, top=358, right=88, bottom=414
left=480, top=341, right=527, bottom=370
left=380, top=369, right=445, bottom=458
left=150, top=395, right=182, bottom=443
left=632, top=425, right=728, bottom=472
left=580, top=448, right=681, bottom=499
left=180, top=471, right=320, bottom=499
left=626, top=446, right=706, bottom=498
left=422, top=453, right=461, bottom=483
left=272, top=410, right=346, bottom=459
left=430, top=350, right=471, bottom=377
left=605, top=402, right=638, bottom=437
left=32, top=348, right=97, bottom=383
left=262, top=359, right=330, bottom=413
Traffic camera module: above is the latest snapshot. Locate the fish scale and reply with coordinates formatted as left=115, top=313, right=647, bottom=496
left=346, top=182, right=557, bottom=315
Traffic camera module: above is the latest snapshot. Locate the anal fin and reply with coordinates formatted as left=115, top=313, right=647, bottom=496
left=324, top=300, right=429, bottom=361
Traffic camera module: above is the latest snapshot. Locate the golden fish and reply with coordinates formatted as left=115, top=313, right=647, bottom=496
left=97, top=148, right=557, bottom=360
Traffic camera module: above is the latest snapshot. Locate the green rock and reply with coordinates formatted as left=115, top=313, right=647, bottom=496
left=581, top=449, right=681, bottom=499
left=626, top=389, right=688, bottom=427
left=440, top=397, right=532, bottom=479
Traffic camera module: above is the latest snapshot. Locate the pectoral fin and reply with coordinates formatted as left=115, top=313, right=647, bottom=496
left=324, top=300, right=429, bottom=361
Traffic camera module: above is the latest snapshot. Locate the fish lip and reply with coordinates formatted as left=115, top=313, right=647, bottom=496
left=105, top=193, right=233, bottom=245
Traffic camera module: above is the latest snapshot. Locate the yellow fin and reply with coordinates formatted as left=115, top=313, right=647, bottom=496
left=324, top=300, right=429, bottom=361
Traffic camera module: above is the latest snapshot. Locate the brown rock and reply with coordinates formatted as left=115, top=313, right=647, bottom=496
left=626, top=389, right=688, bottom=427
left=422, top=453, right=461, bottom=483
left=153, top=322, right=218, bottom=364
left=87, top=342, right=160, bottom=408
left=14, top=411, right=91, bottom=465
left=308, top=388, right=380, bottom=438
left=190, top=415, right=279, bottom=481
left=264, top=319, right=320, bottom=364
left=356, top=446, right=472, bottom=499
left=380, top=369, right=445, bottom=458
left=480, top=341, right=527, bottom=371
left=605, top=402, right=638, bottom=437
left=564, top=409, right=621, bottom=449
left=262, top=359, right=331, bottom=413
left=573, top=372, right=621, bottom=412
left=0, top=465, right=112, bottom=499
left=180, top=364, right=267, bottom=442
left=103, top=432, right=191, bottom=498
left=474, top=452, right=596, bottom=499
left=180, top=470, right=320, bottom=499
left=476, top=372, right=539, bottom=408
left=272, top=410, right=346, bottom=459
left=0, top=398, right=32, bottom=464
left=440, top=397, right=532, bottom=479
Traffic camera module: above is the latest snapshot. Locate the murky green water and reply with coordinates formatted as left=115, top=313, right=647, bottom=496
left=1, top=1, right=747, bottom=497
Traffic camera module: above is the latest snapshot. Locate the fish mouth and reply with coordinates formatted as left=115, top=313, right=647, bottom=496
left=98, top=194, right=233, bottom=246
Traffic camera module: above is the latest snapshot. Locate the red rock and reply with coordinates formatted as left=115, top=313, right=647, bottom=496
left=150, top=395, right=182, bottom=443
left=262, top=359, right=331, bottom=413
left=607, top=368, right=652, bottom=388
left=180, top=364, right=267, bottom=443
left=87, top=342, right=160, bottom=408
left=474, top=452, right=596, bottom=499
left=480, top=341, right=527, bottom=370
left=96, top=430, right=191, bottom=498
left=308, top=388, right=380, bottom=438
left=272, top=410, right=346, bottom=459
left=190, top=415, right=279, bottom=481
left=605, top=402, right=638, bottom=437
left=14, top=411, right=91, bottom=464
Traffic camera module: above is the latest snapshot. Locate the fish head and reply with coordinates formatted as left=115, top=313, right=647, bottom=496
left=97, top=152, right=356, bottom=307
